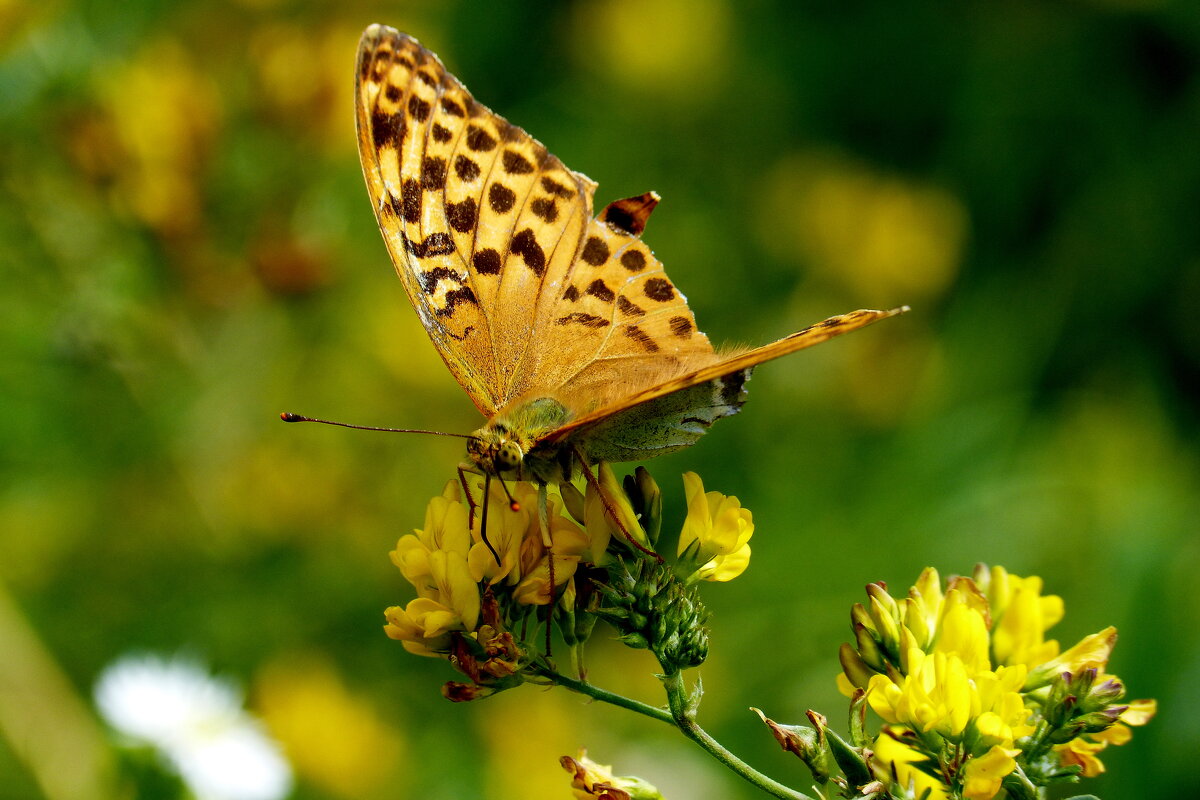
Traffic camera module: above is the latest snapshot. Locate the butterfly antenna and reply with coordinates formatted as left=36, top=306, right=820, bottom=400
left=480, top=474, right=502, bottom=565
left=280, top=412, right=472, bottom=438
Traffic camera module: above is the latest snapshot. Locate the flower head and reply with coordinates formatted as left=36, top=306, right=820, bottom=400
left=837, top=565, right=1154, bottom=800
left=388, top=467, right=752, bottom=695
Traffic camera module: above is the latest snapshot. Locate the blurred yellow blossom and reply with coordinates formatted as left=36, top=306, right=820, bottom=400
left=758, top=151, right=967, bottom=307
left=97, top=38, right=221, bottom=236
left=573, top=0, right=731, bottom=98
left=257, top=657, right=403, bottom=798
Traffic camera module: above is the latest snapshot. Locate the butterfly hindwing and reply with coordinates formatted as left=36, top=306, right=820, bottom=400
left=519, top=193, right=719, bottom=413
left=546, top=308, right=906, bottom=457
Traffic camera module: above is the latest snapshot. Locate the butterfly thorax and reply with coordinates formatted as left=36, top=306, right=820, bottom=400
left=466, top=397, right=578, bottom=483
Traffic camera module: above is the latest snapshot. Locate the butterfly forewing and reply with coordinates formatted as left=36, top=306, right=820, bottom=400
left=357, top=27, right=595, bottom=414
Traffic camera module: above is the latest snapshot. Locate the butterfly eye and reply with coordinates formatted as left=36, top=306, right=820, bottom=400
left=497, top=441, right=523, bottom=470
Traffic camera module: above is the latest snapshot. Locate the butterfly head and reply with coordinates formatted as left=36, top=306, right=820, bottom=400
left=466, top=424, right=525, bottom=477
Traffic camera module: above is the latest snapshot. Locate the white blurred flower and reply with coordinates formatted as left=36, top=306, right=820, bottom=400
left=95, top=654, right=292, bottom=800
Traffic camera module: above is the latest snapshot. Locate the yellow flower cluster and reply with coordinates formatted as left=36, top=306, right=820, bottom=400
left=839, top=566, right=1155, bottom=800
left=384, top=479, right=592, bottom=657
left=383, top=466, right=753, bottom=693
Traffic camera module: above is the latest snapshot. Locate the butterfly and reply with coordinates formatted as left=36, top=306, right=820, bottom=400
left=350, top=24, right=904, bottom=536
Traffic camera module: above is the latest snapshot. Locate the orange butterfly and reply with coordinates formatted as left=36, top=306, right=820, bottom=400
left=321, top=26, right=904, bottom=547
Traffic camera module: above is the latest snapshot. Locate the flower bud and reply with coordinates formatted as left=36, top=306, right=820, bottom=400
left=624, top=467, right=663, bottom=547
left=592, top=557, right=709, bottom=671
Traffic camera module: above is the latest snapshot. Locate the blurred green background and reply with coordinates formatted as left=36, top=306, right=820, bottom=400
left=2, top=0, right=1198, bottom=797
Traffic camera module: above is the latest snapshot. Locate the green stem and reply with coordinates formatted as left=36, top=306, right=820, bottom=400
left=537, top=664, right=813, bottom=800
left=532, top=665, right=674, bottom=724
left=661, top=671, right=813, bottom=800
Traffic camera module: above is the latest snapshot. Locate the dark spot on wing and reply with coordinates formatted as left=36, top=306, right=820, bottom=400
left=580, top=236, right=609, bottom=266
left=502, top=149, right=534, bottom=174
left=624, top=325, right=659, bottom=352
left=466, top=124, right=497, bottom=152
left=643, top=277, right=674, bottom=302
left=473, top=248, right=501, bottom=275
left=407, top=95, right=431, bottom=122
left=454, top=154, right=480, bottom=182
left=601, top=192, right=658, bottom=235
left=620, top=249, right=646, bottom=272
left=585, top=279, right=615, bottom=302
left=556, top=312, right=609, bottom=328
left=488, top=183, right=516, bottom=213
left=406, top=232, right=456, bottom=258
left=511, top=228, right=546, bottom=275
left=530, top=197, right=558, bottom=222
left=603, top=206, right=636, bottom=235
left=436, top=286, right=478, bottom=317
left=370, top=110, right=404, bottom=146
left=420, top=266, right=463, bottom=292
left=421, top=156, right=446, bottom=189
left=416, top=69, right=439, bottom=87
left=563, top=285, right=580, bottom=301
left=440, top=96, right=466, bottom=117
left=669, top=316, right=693, bottom=337
left=541, top=177, right=574, bottom=198
left=617, top=296, right=645, bottom=316
left=401, top=179, right=421, bottom=223
left=431, top=122, right=452, bottom=142
left=447, top=198, right=478, bottom=232
left=384, top=84, right=401, bottom=103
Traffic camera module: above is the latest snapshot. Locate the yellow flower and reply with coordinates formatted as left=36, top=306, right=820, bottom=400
left=384, top=549, right=480, bottom=656
left=976, top=565, right=1064, bottom=669
left=466, top=480, right=537, bottom=586
left=1055, top=736, right=1108, bottom=777
left=1026, top=627, right=1117, bottom=688
left=390, top=481, right=472, bottom=592
left=560, top=751, right=662, bottom=800
left=960, top=745, right=1020, bottom=800
left=676, top=472, right=753, bottom=582
left=871, top=730, right=949, bottom=800
left=931, top=590, right=992, bottom=677
left=866, top=649, right=973, bottom=738
left=584, top=462, right=645, bottom=555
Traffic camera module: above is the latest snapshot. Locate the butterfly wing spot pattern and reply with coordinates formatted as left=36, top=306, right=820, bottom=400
left=354, top=23, right=906, bottom=495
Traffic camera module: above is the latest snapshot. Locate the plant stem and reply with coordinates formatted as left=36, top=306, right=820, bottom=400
left=536, top=664, right=813, bottom=800
left=531, top=665, right=674, bottom=724
left=661, top=671, right=813, bottom=800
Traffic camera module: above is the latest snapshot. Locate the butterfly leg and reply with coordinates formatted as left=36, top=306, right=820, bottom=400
left=457, top=464, right=479, bottom=527
left=458, top=464, right=502, bottom=563
left=538, top=481, right=558, bottom=655
left=572, top=446, right=662, bottom=562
